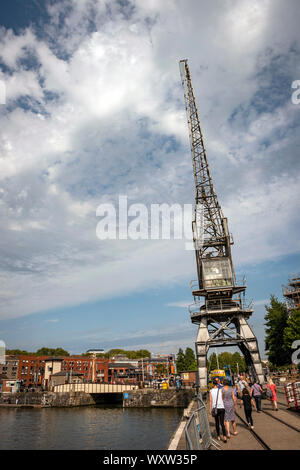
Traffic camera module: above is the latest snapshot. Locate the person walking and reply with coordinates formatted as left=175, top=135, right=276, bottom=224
left=240, top=388, right=256, bottom=429
left=222, top=379, right=238, bottom=438
left=251, top=380, right=263, bottom=412
left=267, top=378, right=278, bottom=411
left=209, top=379, right=227, bottom=442
left=215, top=377, right=223, bottom=389
left=237, top=375, right=248, bottom=398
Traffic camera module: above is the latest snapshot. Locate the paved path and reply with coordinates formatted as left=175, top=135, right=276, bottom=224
left=213, top=398, right=300, bottom=450
left=172, top=390, right=300, bottom=450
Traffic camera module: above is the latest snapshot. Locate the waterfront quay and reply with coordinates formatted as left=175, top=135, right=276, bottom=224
left=0, top=387, right=194, bottom=409
left=169, top=385, right=300, bottom=451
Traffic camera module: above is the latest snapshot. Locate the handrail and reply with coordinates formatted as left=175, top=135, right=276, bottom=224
left=185, top=395, right=220, bottom=450
left=190, top=277, right=246, bottom=291
left=283, top=286, right=300, bottom=295
left=188, top=298, right=254, bottom=316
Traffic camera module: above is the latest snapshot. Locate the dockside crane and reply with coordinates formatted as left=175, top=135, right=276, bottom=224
left=179, top=60, right=264, bottom=390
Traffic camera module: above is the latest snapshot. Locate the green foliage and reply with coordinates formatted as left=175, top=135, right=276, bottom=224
left=207, top=352, right=218, bottom=371
left=35, top=347, right=70, bottom=357
left=6, top=347, right=70, bottom=356
left=175, top=347, right=197, bottom=372
left=207, top=351, right=246, bottom=373
left=176, top=348, right=186, bottom=373
left=184, top=347, right=197, bottom=370
left=102, top=349, right=151, bottom=359
left=231, top=352, right=246, bottom=373
left=283, top=308, right=300, bottom=353
left=6, top=349, right=34, bottom=356
left=264, top=296, right=290, bottom=366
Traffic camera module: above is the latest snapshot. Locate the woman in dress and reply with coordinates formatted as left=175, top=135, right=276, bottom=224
left=222, top=379, right=238, bottom=438
left=251, top=380, right=263, bottom=412
left=209, top=379, right=227, bottom=442
left=267, top=378, right=278, bottom=411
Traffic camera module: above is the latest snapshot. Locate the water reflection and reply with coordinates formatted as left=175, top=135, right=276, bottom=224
left=0, top=405, right=183, bottom=450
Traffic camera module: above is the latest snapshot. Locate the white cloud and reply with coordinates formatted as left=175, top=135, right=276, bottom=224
left=166, top=301, right=191, bottom=308
left=0, top=0, right=299, bottom=321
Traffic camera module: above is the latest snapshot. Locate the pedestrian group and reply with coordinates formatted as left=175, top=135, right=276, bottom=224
left=209, top=374, right=278, bottom=442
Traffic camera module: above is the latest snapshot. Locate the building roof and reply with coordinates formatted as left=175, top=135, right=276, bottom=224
left=108, top=362, right=136, bottom=369
left=139, top=357, right=168, bottom=363
left=52, top=371, right=83, bottom=376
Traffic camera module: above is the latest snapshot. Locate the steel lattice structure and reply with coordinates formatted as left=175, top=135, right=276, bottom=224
left=179, top=60, right=264, bottom=389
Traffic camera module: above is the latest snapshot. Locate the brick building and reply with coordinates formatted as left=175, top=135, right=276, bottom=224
left=0, top=355, right=19, bottom=381
left=137, top=355, right=176, bottom=379
left=17, top=355, right=49, bottom=387
left=180, top=370, right=197, bottom=386
left=0, top=354, right=109, bottom=389
left=108, top=362, right=138, bottom=384
left=61, top=356, right=109, bottom=383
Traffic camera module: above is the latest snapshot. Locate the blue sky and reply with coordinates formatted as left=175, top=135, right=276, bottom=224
left=0, top=0, right=299, bottom=359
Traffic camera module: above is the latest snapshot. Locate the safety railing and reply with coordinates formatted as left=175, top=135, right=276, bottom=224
left=185, top=395, right=221, bottom=450
left=190, top=277, right=246, bottom=293
left=188, top=298, right=254, bottom=317
left=283, top=285, right=300, bottom=296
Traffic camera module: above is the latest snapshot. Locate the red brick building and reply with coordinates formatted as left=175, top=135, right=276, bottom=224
left=17, top=355, right=49, bottom=387
left=13, top=355, right=109, bottom=387
left=138, top=355, right=176, bottom=379
left=108, top=362, right=138, bottom=384
left=61, top=356, right=109, bottom=383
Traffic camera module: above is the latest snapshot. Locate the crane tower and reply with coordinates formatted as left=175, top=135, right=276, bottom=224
left=179, top=59, right=264, bottom=390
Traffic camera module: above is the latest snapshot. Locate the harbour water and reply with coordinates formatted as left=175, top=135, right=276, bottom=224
left=0, top=405, right=183, bottom=450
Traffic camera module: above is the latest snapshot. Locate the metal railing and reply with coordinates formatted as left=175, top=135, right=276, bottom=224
left=283, top=286, right=300, bottom=296
left=185, top=395, right=220, bottom=450
left=190, top=276, right=246, bottom=292
left=188, top=298, right=254, bottom=317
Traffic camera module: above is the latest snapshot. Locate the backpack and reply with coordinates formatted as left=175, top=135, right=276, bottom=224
left=266, top=386, right=273, bottom=398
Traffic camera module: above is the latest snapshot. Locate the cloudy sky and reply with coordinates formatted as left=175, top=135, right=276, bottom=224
left=0, top=0, right=299, bottom=357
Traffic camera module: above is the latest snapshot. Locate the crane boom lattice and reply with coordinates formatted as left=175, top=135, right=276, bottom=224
left=179, top=59, right=264, bottom=390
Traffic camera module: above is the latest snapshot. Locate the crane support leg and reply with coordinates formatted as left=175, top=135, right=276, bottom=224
left=195, top=317, right=210, bottom=390
left=235, top=316, right=264, bottom=384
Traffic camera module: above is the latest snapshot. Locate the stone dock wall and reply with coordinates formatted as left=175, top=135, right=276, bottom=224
left=123, top=389, right=194, bottom=408
left=0, top=388, right=195, bottom=408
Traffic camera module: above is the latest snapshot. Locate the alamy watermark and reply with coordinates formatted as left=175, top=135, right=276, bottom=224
left=0, top=80, right=6, bottom=105
left=96, top=195, right=205, bottom=250
left=291, top=80, right=300, bottom=104
left=291, top=339, right=300, bottom=365
left=0, top=340, right=5, bottom=364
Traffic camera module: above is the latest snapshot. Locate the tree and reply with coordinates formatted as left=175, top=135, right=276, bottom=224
left=207, top=352, right=218, bottom=371
left=176, top=348, right=186, bottom=373
left=207, top=351, right=246, bottom=373
left=184, top=347, right=197, bottom=370
left=35, top=347, right=69, bottom=356
left=232, top=352, right=246, bottom=373
left=283, top=308, right=300, bottom=359
left=264, top=296, right=290, bottom=366
left=103, top=349, right=151, bottom=359
left=218, top=351, right=234, bottom=370
left=6, top=349, right=33, bottom=355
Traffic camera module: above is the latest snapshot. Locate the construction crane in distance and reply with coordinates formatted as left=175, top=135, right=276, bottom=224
left=179, top=59, right=264, bottom=391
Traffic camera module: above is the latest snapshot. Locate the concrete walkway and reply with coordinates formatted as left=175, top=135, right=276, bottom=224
left=171, top=393, right=300, bottom=450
